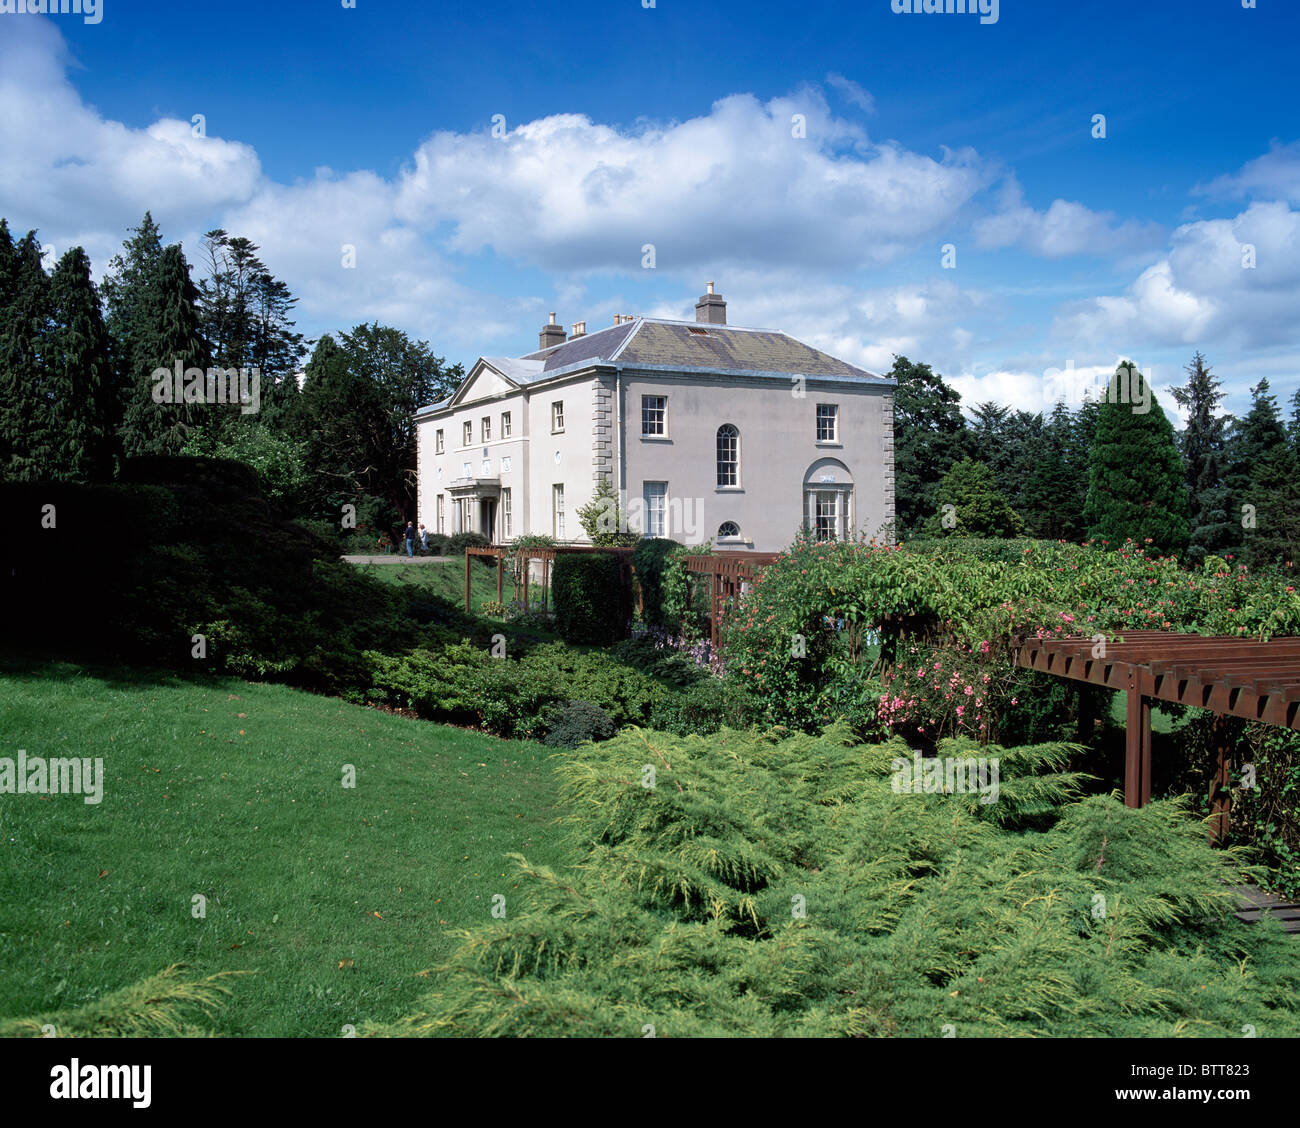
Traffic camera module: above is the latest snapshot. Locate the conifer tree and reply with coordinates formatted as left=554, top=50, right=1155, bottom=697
left=1170, top=352, right=1234, bottom=565
left=1226, top=379, right=1300, bottom=568
left=0, top=224, right=53, bottom=480
left=1024, top=401, right=1084, bottom=541
left=927, top=458, right=1024, bottom=537
left=46, top=247, right=116, bottom=481
left=102, top=213, right=165, bottom=451
left=121, top=244, right=209, bottom=457
left=1083, top=362, right=1190, bottom=555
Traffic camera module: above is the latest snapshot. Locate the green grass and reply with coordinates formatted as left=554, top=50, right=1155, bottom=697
left=352, top=557, right=507, bottom=615
left=0, top=660, right=561, bottom=1037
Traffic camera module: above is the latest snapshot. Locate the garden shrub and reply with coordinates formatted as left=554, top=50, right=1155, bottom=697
left=542, top=700, right=618, bottom=748
left=647, top=674, right=764, bottom=736
left=552, top=552, right=629, bottom=645
left=632, top=538, right=678, bottom=627
left=376, top=725, right=1299, bottom=1038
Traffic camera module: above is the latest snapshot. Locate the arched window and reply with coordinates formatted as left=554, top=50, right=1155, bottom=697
left=718, top=521, right=740, bottom=538
left=716, top=424, right=739, bottom=487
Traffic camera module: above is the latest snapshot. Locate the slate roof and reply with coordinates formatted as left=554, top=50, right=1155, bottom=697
left=520, top=318, right=886, bottom=382
left=419, top=317, right=889, bottom=416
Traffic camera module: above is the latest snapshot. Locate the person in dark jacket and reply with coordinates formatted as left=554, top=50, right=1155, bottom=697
left=404, top=521, right=416, bottom=557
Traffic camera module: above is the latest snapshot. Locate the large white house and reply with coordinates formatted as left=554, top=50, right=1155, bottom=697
left=415, top=285, right=896, bottom=552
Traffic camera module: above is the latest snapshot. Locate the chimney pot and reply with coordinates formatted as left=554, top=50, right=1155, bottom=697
left=539, top=314, right=566, bottom=350
left=568, top=320, right=587, bottom=340
left=695, top=283, right=726, bottom=325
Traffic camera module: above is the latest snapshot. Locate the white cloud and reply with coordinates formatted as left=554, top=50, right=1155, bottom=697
left=1053, top=200, right=1300, bottom=351
left=1199, top=140, right=1300, bottom=204
left=825, top=73, right=875, bottom=113
left=973, top=179, right=1164, bottom=259
left=393, top=93, right=993, bottom=272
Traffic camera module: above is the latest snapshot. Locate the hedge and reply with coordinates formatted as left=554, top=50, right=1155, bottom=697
left=552, top=552, right=629, bottom=645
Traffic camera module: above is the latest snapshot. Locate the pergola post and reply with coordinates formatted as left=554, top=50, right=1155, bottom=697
left=464, top=550, right=471, bottom=613
left=1209, top=717, right=1232, bottom=845
left=1124, top=676, right=1152, bottom=808
left=496, top=552, right=503, bottom=604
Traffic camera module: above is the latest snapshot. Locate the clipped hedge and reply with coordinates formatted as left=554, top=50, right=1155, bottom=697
left=552, top=552, right=629, bottom=645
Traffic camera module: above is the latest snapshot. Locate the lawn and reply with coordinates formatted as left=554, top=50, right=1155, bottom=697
left=352, top=556, right=508, bottom=615
left=0, top=660, right=561, bottom=1037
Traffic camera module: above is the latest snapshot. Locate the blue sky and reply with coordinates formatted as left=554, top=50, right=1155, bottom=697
left=2, top=0, right=1298, bottom=420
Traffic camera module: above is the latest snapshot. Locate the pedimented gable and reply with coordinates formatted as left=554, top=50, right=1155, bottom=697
left=451, top=361, right=520, bottom=407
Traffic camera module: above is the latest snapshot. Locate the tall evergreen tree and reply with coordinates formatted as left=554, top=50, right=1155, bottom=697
left=1169, top=352, right=1234, bottom=565
left=121, top=244, right=209, bottom=457
left=101, top=213, right=165, bottom=455
left=46, top=247, right=116, bottom=481
left=196, top=229, right=304, bottom=435
left=1083, top=362, right=1190, bottom=555
left=889, top=355, right=972, bottom=536
left=1022, top=400, right=1084, bottom=541
left=1225, top=379, right=1300, bottom=568
left=0, top=224, right=53, bottom=480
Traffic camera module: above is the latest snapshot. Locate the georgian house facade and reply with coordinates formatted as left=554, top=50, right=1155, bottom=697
left=415, top=285, right=896, bottom=552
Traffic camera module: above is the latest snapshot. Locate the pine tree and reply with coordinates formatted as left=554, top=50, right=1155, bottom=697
left=46, top=247, right=116, bottom=481
left=1169, top=352, right=1234, bottom=565
left=196, top=229, right=304, bottom=436
left=1083, top=362, right=1190, bottom=555
left=121, top=244, right=209, bottom=457
left=1226, top=379, right=1300, bottom=569
left=0, top=224, right=53, bottom=480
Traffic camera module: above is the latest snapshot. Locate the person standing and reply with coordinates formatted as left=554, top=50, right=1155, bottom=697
left=404, top=521, right=416, bottom=557
left=419, top=523, right=429, bottom=553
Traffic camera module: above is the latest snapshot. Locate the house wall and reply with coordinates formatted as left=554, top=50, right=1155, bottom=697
left=416, top=369, right=602, bottom=542
left=618, top=372, right=894, bottom=551
left=417, top=363, right=896, bottom=553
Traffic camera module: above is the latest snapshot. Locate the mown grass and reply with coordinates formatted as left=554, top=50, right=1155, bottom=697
left=0, top=660, right=561, bottom=1037
left=352, top=557, right=507, bottom=616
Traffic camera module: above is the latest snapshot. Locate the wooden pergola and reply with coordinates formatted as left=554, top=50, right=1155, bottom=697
left=683, top=552, right=780, bottom=650
left=463, top=545, right=636, bottom=614
left=1013, top=630, right=1300, bottom=839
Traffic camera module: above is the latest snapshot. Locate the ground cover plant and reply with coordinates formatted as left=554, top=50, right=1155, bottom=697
left=0, top=662, right=562, bottom=1037
left=719, top=533, right=1300, bottom=901
left=377, top=724, right=1300, bottom=1038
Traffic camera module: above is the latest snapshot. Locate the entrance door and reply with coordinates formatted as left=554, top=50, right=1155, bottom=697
left=479, top=498, right=497, bottom=542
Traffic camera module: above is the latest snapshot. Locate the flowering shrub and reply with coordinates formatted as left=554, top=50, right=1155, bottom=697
left=721, top=533, right=1300, bottom=737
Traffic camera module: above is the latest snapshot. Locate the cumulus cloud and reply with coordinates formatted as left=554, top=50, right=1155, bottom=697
left=1052, top=201, right=1300, bottom=351
left=1198, top=140, right=1300, bottom=204
left=393, top=93, right=993, bottom=271
left=973, top=179, right=1164, bottom=259
left=0, top=16, right=260, bottom=264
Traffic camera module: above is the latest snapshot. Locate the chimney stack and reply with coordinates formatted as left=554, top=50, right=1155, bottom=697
left=538, top=312, right=565, bottom=350
left=568, top=320, right=586, bottom=340
left=695, top=281, right=726, bottom=325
